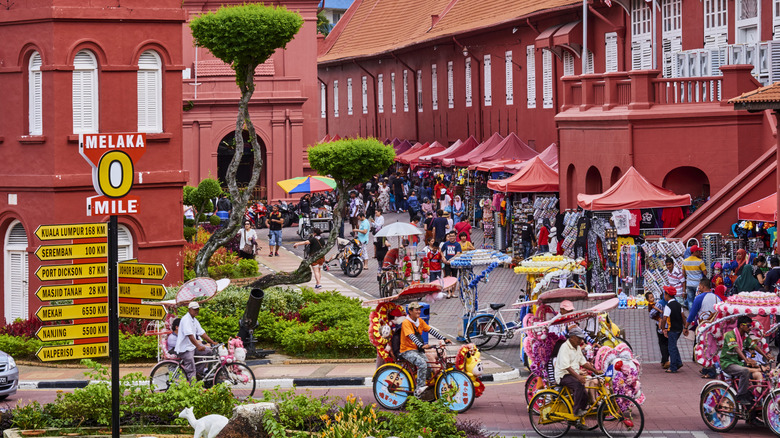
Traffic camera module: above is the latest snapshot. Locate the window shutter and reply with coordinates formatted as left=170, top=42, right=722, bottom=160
left=542, top=50, right=553, bottom=109
left=770, top=41, right=780, bottom=84
left=361, top=76, right=368, bottom=114
left=320, top=83, right=326, bottom=118
left=605, top=33, right=618, bottom=72
left=347, top=78, right=353, bottom=115
left=137, top=51, right=162, bottom=133
left=117, top=225, right=133, bottom=262
left=563, top=51, right=574, bottom=77
left=631, top=38, right=653, bottom=70
left=73, top=50, right=98, bottom=134
left=416, top=70, right=423, bottom=112
left=403, top=70, right=409, bottom=112
left=29, top=52, right=43, bottom=135
left=377, top=74, right=384, bottom=114
left=6, top=222, right=29, bottom=322
left=662, top=34, right=682, bottom=77
left=526, top=45, right=536, bottom=109
left=704, top=0, right=728, bottom=49
left=431, top=64, right=438, bottom=110
left=483, top=55, right=492, bottom=107
left=391, top=72, right=397, bottom=113
left=447, top=61, right=454, bottom=109
left=465, top=58, right=472, bottom=108
left=505, top=51, right=514, bottom=105
left=586, top=50, right=595, bottom=74
left=333, top=80, right=339, bottom=117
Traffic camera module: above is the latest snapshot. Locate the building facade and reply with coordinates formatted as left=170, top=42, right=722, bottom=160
left=0, top=0, right=187, bottom=322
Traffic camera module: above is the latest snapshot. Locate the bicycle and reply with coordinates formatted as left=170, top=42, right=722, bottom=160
left=149, top=343, right=256, bottom=400
left=528, top=367, right=644, bottom=438
left=700, top=360, right=780, bottom=435
left=464, top=303, right=523, bottom=350
left=378, top=264, right=409, bottom=298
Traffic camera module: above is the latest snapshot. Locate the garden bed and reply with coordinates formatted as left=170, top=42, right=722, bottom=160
left=4, top=426, right=190, bottom=438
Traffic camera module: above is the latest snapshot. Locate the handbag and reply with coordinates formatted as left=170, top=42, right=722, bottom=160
left=241, top=230, right=254, bottom=254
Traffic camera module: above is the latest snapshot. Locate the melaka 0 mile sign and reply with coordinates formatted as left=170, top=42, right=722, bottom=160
left=79, top=133, right=146, bottom=216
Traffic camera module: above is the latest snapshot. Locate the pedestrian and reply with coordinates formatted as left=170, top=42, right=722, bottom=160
left=537, top=219, right=550, bottom=254
left=646, top=291, right=669, bottom=369
left=659, top=286, right=684, bottom=373
left=372, top=209, right=388, bottom=278
left=356, top=212, right=371, bottom=268
left=267, top=205, right=284, bottom=257
left=520, top=214, right=536, bottom=259
left=686, top=278, right=720, bottom=330
left=452, top=195, right=465, bottom=224
left=432, top=210, right=448, bottom=242
left=349, top=190, right=364, bottom=231
left=392, top=172, right=406, bottom=212
left=293, top=228, right=325, bottom=289
left=238, top=220, right=259, bottom=260
left=407, top=190, right=421, bottom=221
left=423, top=238, right=443, bottom=281
left=440, top=231, right=461, bottom=295
left=735, top=254, right=764, bottom=293
left=423, top=211, right=435, bottom=243
left=458, top=232, right=474, bottom=251
left=764, top=256, right=780, bottom=292
left=665, top=257, right=684, bottom=297
left=175, top=301, right=217, bottom=381
left=454, top=218, right=472, bottom=243
left=682, top=245, right=707, bottom=309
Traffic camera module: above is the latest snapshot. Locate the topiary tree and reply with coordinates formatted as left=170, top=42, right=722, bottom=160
left=189, top=4, right=303, bottom=276
left=249, top=138, right=395, bottom=289
left=183, top=178, right=222, bottom=223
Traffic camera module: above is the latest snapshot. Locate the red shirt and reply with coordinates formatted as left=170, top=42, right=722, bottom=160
left=454, top=221, right=472, bottom=241
left=538, top=226, right=549, bottom=246
left=424, top=250, right=443, bottom=272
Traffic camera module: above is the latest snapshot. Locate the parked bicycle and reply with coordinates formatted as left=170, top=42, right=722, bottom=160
left=378, top=264, right=409, bottom=298
left=149, top=343, right=256, bottom=400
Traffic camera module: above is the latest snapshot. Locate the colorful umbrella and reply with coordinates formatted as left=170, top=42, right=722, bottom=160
left=277, top=176, right=336, bottom=194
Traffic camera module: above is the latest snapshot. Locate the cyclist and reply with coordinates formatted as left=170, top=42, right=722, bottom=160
left=399, top=301, right=452, bottom=397
left=554, top=326, right=601, bottom=417
left=720, top=315, right=773, bottom=405
left=166, top=318, right=181, bottom=356
left=175, top=301, right=217, bottom=381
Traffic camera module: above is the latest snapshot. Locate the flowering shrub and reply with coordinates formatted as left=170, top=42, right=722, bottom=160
left=182, top=227, right=257, bottom=280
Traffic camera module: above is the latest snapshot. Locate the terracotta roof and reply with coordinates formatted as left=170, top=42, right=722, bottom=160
left=196, top=59, right=275, bottom=77
left=319, top=0, right=580, bottom=63
left=729, top=82, right=780, bottom=105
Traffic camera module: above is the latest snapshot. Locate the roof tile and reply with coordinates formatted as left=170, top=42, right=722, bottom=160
left=196, top=59, right=274, bottom=77
left=729, top=82, right=780, bottom=104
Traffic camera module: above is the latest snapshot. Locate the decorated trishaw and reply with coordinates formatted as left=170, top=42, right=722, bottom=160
left=696, top=291, right=780, bottom=435
left=366, top=282, right=484, bottom=413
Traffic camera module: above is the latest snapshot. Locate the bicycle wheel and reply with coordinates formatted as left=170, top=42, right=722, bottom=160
left=149, top=361, right=186, bottom=392
left=213, top=363, right=256, bottom=401
left=372, top=364, right=413, bottom=410
left=699, top=383, right=738, bottom=432
left=524, top=374, right=545, bottom=405
left=597, top=394, right=644, bottom=438
left=763, top=389, right=780, bottom=436
left=465, top=314, right=504, bottom=350
left=434, top=369, right=475, bottom=413
left=528, top=390, right=572, bottom=438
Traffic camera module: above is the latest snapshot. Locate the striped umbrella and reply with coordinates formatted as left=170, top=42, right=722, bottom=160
left=277, top=176, right=336, bottom=194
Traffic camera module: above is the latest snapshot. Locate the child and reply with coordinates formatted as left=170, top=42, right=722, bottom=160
left=459, top=232, right=474, bottom=251
left=423, top=238, right=443, bottom=281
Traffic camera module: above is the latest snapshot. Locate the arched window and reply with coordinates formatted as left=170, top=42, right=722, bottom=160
left=137, top=50, right=162, bottom=133
left=28, top=52, right=43, bottom=135
left=73, top=50, right=99, bottom=133
left=118, top=224, right=134, bottom=262
left=4, top=221, right=28, bottom=322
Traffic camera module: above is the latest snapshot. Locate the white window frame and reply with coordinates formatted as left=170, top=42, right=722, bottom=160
left=431, top=64, right=438, bottom=110
left=704, top=0, right=729, bottom=48
left=391, top=72, right=397, bottom=113
left=137, top=50, right=162, bottom=133
left=774, top=0, right=780, bottom=40
left=505, top=50, right=514, bottom=105
left=28, top=52, right=43, bottom=136
left=526, top=45, right=536, bottom=109
left=72, top=50, right=99, bottom=134
left=605, top=33, right=619, bottom=73
left=563, top=50, right=575, bottom=77
left=320, top=83, right=326, bottom=118
left=347, top=78, right=353, bottom=115
left=483, top=54, right=492, bottom=107
left=416, top=70, right=423, bottom=112
left=631, top=0, right=653, bottom=70
left=403, top=70, right=409, bottom=112
left=117, top=224, right=134, bottom=262
left=465, top=58, right=473, bottom=108
left=662, top=0, right=683, bottom=77
left=585, top=50, right=595, bottom=74
left=542, top=50, right=553, bottom=109
left=4, top=220, right=28, bottom=322
left=361, top=76, right=368, bottom=115
left=377, top=74, right=384, bottom=114
left=447, top=61, right=454, bottom=109
left=333, top=80, right=339, bottom=118
left=736, top=0, right=759, bottom=44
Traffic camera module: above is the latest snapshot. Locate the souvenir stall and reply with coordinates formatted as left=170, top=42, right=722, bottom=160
left=577, top=167, right=692, bottom=296
left=737, top=192, right=777, bottom=253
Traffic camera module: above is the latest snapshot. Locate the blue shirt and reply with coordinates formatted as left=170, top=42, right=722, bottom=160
left=357, top=219, right=370, bottom=244
left=440, top=241, right=461, bottom=261
left=687, top=291, right=721, bottom=324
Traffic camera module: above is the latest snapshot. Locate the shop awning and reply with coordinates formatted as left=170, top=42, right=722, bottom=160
left=487, top=156, right=559, bottom=193
left=470, top=159, right=524, bottom=172
left=477, top=133, right=539, bottom=164
left=319, top=134, right=331, bottom=143
left=535, top=24, right=564, bottom=58
left=394, top=139, right=413, bottom=155
left=395, top=142, right=428, bottom=162
left=536, top=143, right=558, bottom=170
left=552, top=21, right=587, bottom=57
left=418, top=139, right=460, bottom=163
left=738, top=193, right=777, bottom=222
left=405, top=142, right=447, bottom=167
left=447, top=132, right=504, bottom=167
left=434, top=136, right=479, bottom=165
left=577, top=167, right=692, bottom=210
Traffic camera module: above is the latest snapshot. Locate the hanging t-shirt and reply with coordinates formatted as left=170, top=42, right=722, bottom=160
left=662, top=207, right=685, bottom=229
left=640, top=209, right=657, bottom=229
left=628, top=209, right=640, bottom=236
left=612, top=210, right=631, bottom=235
left=575, top=216, right=591, bottom=246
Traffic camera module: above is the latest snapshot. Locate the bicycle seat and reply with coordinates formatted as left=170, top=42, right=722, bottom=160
left=489, top=303, right=506, bottom=310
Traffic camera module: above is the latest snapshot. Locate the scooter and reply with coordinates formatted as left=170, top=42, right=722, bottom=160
left=324, top=237, right=363, bottom=277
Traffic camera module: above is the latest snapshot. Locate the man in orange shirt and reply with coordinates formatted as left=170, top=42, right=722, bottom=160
left=399, top=301, right=451, bottom=396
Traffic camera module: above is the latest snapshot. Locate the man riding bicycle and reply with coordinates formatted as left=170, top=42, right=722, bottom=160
left=399, top=301, right=452, bottom=397
left=720, top=315, right=773, bottom=405
left=554, top=326, right=601, bottom=417
left=175, top=301, right=217, bottom=381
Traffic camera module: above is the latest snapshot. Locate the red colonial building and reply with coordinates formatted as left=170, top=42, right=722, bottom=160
left=318, top=0, right=780, bottom=237
left=0, top=0, right=188, bottom=322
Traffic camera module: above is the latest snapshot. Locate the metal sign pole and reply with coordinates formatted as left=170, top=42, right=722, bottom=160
left=108, top=215, right=119, bottom=438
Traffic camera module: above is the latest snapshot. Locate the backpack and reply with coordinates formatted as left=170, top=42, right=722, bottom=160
left=390, top=327, right=403, bottom=360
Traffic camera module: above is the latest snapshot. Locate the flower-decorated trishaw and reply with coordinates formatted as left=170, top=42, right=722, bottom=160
left=366, top=282, right=484, bottom=413
left=696, top=291, right=780, bottom=435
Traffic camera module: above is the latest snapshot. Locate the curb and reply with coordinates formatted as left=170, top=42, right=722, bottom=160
left=19, top=368, right=521, bottom=389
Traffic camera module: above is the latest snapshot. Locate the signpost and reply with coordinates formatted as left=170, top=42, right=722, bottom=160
left=36, top=323, right=109, bottom=342
left=35, top=243, right=107, bottom=261
left=36, top=283, right=108, bottom=301
left=36, top=303, right=108, bottom=321
left=118, top=303, right=166, bottom=320
left=37, top=343, right=109, bottom=362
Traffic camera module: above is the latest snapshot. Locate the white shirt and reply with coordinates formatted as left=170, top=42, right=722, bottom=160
left=373, top=215, right=385, bottom=234
left=239, top=228, right=258, bottom=248
left=175, top=312, right=205, bottom=354
left=554, top=339, right=587, bottom=384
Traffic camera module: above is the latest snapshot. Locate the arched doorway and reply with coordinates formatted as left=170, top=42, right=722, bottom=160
left=566, top=164, right=577, bottom=208
left=585, top=166, right=603, bottom=195
left=217, top=131, right=268, bottom=200
left=663, top=166, right=710, bottom=200
left=610, top=167, right=622, bottom=185
left=4, top=221, right=28, bottom=322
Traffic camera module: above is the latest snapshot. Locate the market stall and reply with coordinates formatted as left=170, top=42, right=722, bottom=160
left=394, top=139, right=413, bottom=155
left=404, top=141, right=447, bottom=169
left=444, top=132, right=504, bottom=167
left=473, top=132, right=539, bottom=165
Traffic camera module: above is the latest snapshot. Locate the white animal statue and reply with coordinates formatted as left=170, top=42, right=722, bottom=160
left=178, top=406, right=229, bottom=438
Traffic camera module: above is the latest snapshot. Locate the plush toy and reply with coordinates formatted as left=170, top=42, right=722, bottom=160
left=618, top=292, right=628, bottom=309
left=627, top=296, right=636, bottom=308
left=455, top=344, right=485, bottom=398
left=368, top=302, right=405, bottom=363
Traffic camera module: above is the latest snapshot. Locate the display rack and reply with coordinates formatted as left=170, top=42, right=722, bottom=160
left=561, top=210, right=582, bottom=258
left=701, top=233, right=722, bottom=273
left=641, top=239, right=685, bottom=298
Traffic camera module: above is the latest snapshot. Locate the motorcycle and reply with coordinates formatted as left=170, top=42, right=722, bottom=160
left=276, top=201, right=297, bottom=228
left=254, top=202, right=267, bottom=229
left=324, top=236, right=363, bottom=277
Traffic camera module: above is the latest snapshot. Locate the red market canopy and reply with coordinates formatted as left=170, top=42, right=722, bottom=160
left=434, top=136, right=479, bottom=165
left=738, top=193, right=777, bottom=222
left=478, top=133, right=539, bottom=164
left=537, top=143, right=558, bottom=170
left=577, top=166, right=692, bottom=210
left=319, top=134, right=331, bottom=143
left=418, top=139, right=460, bottom=163
left=487, top=156, right=559, bottom=193
left=446, top=132, right=504, bottom=167
left=470, top=158, right=524, bottom=172
left=405, top=142, right=447, bottom=167
left=394, top=139, right=414, bottom=155
left=395, top=142, right=429, bottom=162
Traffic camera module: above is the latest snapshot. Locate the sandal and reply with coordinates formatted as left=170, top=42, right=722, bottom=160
left=665, top=369, right=677, bottom=374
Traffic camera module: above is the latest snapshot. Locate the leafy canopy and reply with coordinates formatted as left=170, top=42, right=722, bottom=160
left=183, top=178, right=221, bottom=210
left=190, top=4, right=303, bottom=82
left=307, top=138, right=395, bottom=187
